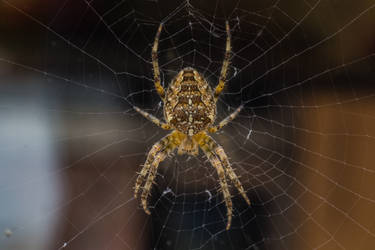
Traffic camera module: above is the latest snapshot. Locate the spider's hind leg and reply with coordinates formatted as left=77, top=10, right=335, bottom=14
left=152, top=23, right=165, bottom=100
left=214, top=21, right=231, bottom=101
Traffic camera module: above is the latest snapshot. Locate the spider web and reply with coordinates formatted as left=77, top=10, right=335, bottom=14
left=0, top=0, right=374, bottom=249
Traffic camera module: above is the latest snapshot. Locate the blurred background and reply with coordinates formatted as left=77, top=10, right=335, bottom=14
left=0, top=0, right=374, bottom=249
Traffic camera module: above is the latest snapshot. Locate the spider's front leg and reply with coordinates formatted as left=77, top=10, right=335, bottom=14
left=198, top=133, right=233, bottom=230
left=205, top=135, right=250, bottom=205
left=197, top=133, right=250, bottom=230
left=140, top=149, right=169, bottom=214
left=134, top=131, right=181, bottom=214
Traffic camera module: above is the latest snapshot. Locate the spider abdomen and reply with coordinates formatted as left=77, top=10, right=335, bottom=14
left=164, top=68, right=216, bottom=136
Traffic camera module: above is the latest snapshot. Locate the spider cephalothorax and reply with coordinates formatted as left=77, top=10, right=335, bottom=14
left=134, top=21, right=250, bottom=230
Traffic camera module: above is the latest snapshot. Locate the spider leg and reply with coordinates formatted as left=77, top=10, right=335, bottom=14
left=214, top=21, right=231, bottom=101
left=134, top=106, right=172, bottom=130
left=206, top=136, right=250, bottom=205
left=208, top=105, right=243, bottom=133
left=198, top=133, right=233, bottom=230
left=198, top=133, right=251, bottom=229
left=152, top=23, right=165, bottom=100
left=134, top=131, right=181, bottom=214
left=134, top=137, right=166, bottom=198
left=141, top=149, right=169, bottom=214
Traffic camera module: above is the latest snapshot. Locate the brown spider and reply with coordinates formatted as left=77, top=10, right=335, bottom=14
left=134, top=21, right=250, bottom=230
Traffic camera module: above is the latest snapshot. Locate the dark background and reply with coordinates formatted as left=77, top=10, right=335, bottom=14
left=0, top=0, right=374, bottom=250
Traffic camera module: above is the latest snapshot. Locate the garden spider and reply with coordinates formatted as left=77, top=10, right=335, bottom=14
left=134, top=21, right=250, bottom=230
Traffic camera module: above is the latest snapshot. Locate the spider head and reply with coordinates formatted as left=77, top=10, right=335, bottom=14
left=177, top=134, right=199, bottom=156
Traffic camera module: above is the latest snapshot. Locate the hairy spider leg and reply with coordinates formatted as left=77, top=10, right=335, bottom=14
left=204, top=134, right=250, bottom=205
left=141, top=148, right=169, bottom=214
left=152, top=23, right=165, bottom=100
left=214, top=21, right=231, bottom=100
left=208, top=105, right=243, bottom=133
left=134, top=132, right=175, bottom=198
left=134, top=106, right=172, bottom=130
left=197, top=133, right=233, bottom=230
left=134, top=131, right=183, bottom=213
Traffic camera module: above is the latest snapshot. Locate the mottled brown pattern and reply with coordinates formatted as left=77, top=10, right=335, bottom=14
left=164, top=67, right=216, bottom=136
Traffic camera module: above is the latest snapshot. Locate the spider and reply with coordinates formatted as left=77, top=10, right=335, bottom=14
left=134, top=21, right=250, bottom=230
